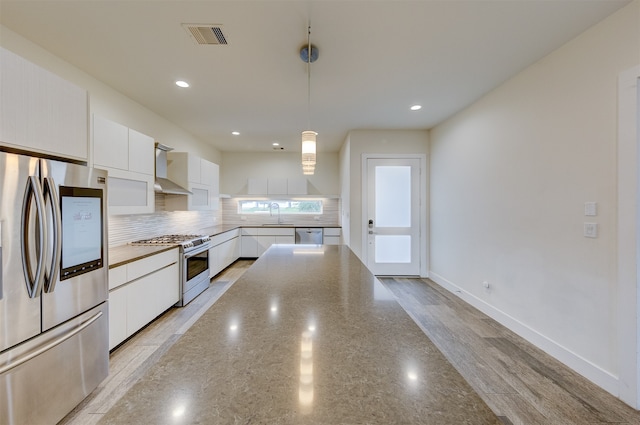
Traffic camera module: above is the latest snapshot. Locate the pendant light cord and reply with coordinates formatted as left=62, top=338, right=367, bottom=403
left=307, top=23, right=311, bottom=130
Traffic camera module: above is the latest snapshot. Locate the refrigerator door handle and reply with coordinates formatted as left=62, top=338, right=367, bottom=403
left=21, top=175, right=48, bottom=298
left=43, top=177, right=61, bottom=293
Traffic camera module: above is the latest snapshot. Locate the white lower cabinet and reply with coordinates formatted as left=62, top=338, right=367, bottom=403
left=209, top=229, right=240, bottom=278
left=240, top=228, right=259, bottom=257
left=108, top=285, right=128, bottom=350
left=108, top=248, right=179, bottom=350
left=323, top=227, right=342, bottom=245
left=241, top=227, right=294, bottom=257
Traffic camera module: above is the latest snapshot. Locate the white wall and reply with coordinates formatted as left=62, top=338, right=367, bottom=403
left=0, top=25, right=221, bottom=165
left=429, top=0, right=639, bottom=400
left=342, top=130, right=429, bottom=260
left=220, top=151, right=339, bottom=196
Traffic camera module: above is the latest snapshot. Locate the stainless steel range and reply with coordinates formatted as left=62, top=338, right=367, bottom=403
left=131, top=234, right=211, bottom=306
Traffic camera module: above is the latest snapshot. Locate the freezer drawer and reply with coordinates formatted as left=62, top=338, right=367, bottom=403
left=295, top=228, right=323, bottom=244
left=0, top=302, right=109, bottom=425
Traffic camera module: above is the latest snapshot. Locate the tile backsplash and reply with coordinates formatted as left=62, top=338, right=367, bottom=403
left=108, top=195, right=340, bottom=247
left=108, top=194, right=222, bottom=247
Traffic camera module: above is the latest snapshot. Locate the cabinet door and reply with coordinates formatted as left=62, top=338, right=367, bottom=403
left=248, top=178, right=268, bottom=195
left=0, top=48, right=88, bottom=161
left=154, top=263, right=180, bottom=311
left=257, top=235, right=275, bottom=256
left=190, top=183, right=211, bottom=210
left=108, top=286, right=128, bottom=350
left=202, top=161, right=220, bottom=210
left=128, top=128, right=155, bottom=175
left=209, top=245, right=221, bottom=278
left=267, top=178, right=287, bottom=195
left=287, top=178, right=308, bottom=195
left=93, top=115, right=128, bottom=170
left=126, top=274, right=157, bottom=336
left=240, top=232, right=259, bottom=257
left=127, top=265, right=178, bottom=336
left=105, top=168, right=155, bottom=215
left=219, top=237, right=239, bottom=270
left=200, top=159, right=215, bottom=185
left=188, top=154, right=201, bottom=184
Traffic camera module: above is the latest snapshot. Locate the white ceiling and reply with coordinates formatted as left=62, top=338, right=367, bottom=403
left=0, top=0, right=630, bottom=153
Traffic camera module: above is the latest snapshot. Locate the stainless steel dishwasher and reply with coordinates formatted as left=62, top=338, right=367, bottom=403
left=295, top=228, right=323, bottom=244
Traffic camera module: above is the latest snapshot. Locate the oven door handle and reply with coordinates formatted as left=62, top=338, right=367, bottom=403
left=183, top=243, right=211, bottom=258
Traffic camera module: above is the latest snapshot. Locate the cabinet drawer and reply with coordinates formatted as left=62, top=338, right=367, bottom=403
left=323, top=227, right=341, bottom=236
left=108, top=265, right=127, bottom=290
left=323, top=236, right=341, bottom=245
left=241, top=227, right=259, bottom=236
left=257, top=228, right=294, bottom=236
left=210, top=229, right=239, bottom=246
left=127, top=248, right=178, bottom=282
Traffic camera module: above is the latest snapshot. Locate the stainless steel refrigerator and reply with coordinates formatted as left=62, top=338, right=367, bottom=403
left=0, top=151, right=109, bottom=425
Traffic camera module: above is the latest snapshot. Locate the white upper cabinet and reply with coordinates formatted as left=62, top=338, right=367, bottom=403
left=267, top=178, right=287, bottom=195
left=127, top=129, right=155, bottom=175
left=92, top=115, right=155, bottom=215
left=166, top=151, right=219, bottom=211
left=247, top=178, right=308, bottom=196
left=0, top=47, right=88, bottom=161
left=248, top=178, right=268, bottom=195
left=93, top=116, right=154, bottom=176
left=93, top=115, right=128, bottom=170
left=287, top=178, right=308, bottom=195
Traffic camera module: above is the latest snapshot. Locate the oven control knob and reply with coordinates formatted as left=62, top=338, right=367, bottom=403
left=184, top=242, right=193, bottom=249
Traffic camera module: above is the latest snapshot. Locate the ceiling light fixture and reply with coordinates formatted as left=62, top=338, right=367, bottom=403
left=410, top=104, right=422, bottom=111
left=300, top=23, right=318, bottom=175
left=175, top=80, right=189, bottom=88
left=232, top=131, right=240, bottom=136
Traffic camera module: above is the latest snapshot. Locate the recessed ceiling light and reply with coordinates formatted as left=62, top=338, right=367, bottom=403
left=410, top=104, right=422, bottom=111
left=232, top=131, right=240, bottom=136
left=272, top=142, right=280, bottom=146
left=175, top=80, right=189, bottom=88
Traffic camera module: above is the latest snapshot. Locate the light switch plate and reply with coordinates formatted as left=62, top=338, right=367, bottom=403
left=584, top=222, right=598, bottom=238
left=584, top=202, right=597, bottom=216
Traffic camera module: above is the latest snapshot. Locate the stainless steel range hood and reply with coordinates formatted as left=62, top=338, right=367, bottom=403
left=154, top=143, right=192, bottom=195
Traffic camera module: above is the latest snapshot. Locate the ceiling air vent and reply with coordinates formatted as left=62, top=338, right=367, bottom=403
left=182, top=24, right=228, bottom=45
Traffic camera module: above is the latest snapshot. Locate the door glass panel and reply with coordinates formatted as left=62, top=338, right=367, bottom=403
left=374, top=235, right=411, bottom=263
left=109, top=177, right=147, bottom=207
left=375, top=166, right=410, bottom=227
left=191, top=188, right=208, bottom=206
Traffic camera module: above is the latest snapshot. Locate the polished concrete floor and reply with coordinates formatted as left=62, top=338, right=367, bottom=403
left=61, top=259, right=639, bottom=425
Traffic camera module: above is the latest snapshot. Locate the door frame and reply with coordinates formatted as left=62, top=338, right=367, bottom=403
left=617, top=65, right=640, bottom=408
left=361, top=153, right=428, bottom=277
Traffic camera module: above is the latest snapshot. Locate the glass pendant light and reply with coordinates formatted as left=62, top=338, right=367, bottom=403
left=301, top=24, right=318, bottom=175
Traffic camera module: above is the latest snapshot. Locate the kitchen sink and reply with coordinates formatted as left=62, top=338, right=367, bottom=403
left=261, top=223, right=294, bottom=226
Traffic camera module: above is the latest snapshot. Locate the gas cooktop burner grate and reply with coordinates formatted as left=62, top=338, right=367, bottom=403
left=130, top=234, right=207, bottom=245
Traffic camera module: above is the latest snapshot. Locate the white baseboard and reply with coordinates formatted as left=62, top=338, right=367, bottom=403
left=428, top=271, right=619, bottom=397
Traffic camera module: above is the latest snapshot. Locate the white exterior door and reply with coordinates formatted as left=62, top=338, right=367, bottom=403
left=364, top=157, right=422, bottom=275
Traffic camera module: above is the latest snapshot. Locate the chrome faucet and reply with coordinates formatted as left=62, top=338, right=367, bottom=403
left=269, top=202, right=282, bottom=224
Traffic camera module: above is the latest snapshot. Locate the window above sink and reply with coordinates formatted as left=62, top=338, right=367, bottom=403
left=237, top=200, right=323, bottom=215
